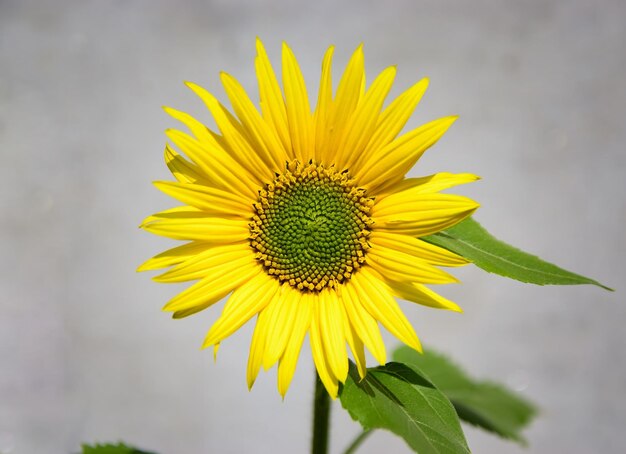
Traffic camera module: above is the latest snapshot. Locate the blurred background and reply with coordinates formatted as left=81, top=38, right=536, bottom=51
left=1, top=0, right=624, bottom=453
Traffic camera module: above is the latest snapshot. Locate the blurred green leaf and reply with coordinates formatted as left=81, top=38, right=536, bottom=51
left=393, top=346, right=537, bottom=444
left=81, top=442, right=156, bottom=454
left=340, top=361, right=470, bottom=453
left=423, top=217, right=611, bottom=290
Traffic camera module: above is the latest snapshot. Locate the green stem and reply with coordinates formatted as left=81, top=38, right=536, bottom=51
left=342, top=430, right=373, bottom=454
left=311, top=373, right=331, bottom=454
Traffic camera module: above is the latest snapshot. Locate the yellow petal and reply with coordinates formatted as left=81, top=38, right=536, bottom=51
left=203, top=273, right=278, bottom=347
left=341, top=281, right=387, bottom=364
left=390, top=281, right=462, bottom=312
left=153, top=181, right=253, bottom=218
left=357, top=116, right=458, bottom=192
left=255, top=38, right=292, bottom=156
left=141, top=214, right=250, bottom=243
left=172, top=305, right=215, bottom=319
left=310, top=300, right=339, bottom=398
left=319, top=289, right=349, bottom=383
left=137, top=241, right=212, bottom=272
left=313, top=45, right=335, bottom=163
left=340, top=298, right=367, bottom=379
left=166, top=128, right=259, bottom=199
left=369, top=231, right=468, bottom=267
left=282, top=42, right=313, bottom=161
left=164, top=145, right=206, bottom=184
left=139, top=205, right=202, bottom=228
left=163, top=106, right=214, bottom=144
left=366, top=246, right=459, bottom=284
left=381, top=172, right=480, bottom=198
left=162, top=258, right=260, bottom=313
left=185, top=82, right=274, bottom=183
left=325, top=44, right=365, bottom=161
left=334, top=66, right=396, bottom=170
left=353, top=78, right=429, bottom=175
left=277, top=292, right=312, bottom=397
left=154, top=244, right=253, bottom=283
left=372, top=193, right=479, bottom=237
left=353, top=269, right=422, bottom=353
left=220, top=72, right=288, bottom=172
left=247, top=304, right=272, bottom=389
left=263, top=286, right=301, bottom=370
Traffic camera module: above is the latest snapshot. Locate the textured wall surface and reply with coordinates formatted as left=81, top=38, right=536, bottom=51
left=1, top=1, right=625, bottom=453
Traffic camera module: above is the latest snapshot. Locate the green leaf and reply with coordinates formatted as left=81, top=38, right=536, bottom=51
left=340, top=361, right=470, bottom=454
left=423, top=217, right=612, bottom=290
left=393, top=346, right=537, bottom=444
left=81, top=442, right=157, bottom=454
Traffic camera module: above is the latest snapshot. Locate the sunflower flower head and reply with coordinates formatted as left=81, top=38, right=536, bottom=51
left=139, top=39, right=479, bottom=398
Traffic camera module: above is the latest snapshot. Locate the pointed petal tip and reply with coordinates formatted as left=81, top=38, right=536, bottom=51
left=454, top=197, right=480, bottom=213
left=201, top=336, right=215, bottom=350
left=151, top=274, right=171, bottom=283
left=136, top=259, right=155, bottom=272
left=184, top=81, right=208, bottom=96
left=183, top=81, right=202, bottom=93
left=152, top=269, right=186, bottom=284
left=138, top=215, right=154, bottom=229
left=372, top=348, right=387, bottom=366
left=162, top=300, right=179, bottom=312
left=277, top=380, right=289, bottom=399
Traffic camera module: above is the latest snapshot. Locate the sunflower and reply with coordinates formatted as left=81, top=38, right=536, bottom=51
left=139, top=39, right=479, bottom=397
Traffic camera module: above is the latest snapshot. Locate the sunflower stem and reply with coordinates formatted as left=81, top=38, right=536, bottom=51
left=311, top=373, right=331, bottom=454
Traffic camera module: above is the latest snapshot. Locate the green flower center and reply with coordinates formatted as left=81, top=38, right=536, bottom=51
left=250, top=160, right=373, bottom=292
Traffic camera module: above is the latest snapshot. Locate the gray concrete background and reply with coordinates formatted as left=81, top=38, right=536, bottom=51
left=1, top=1, right=625, bottom=453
